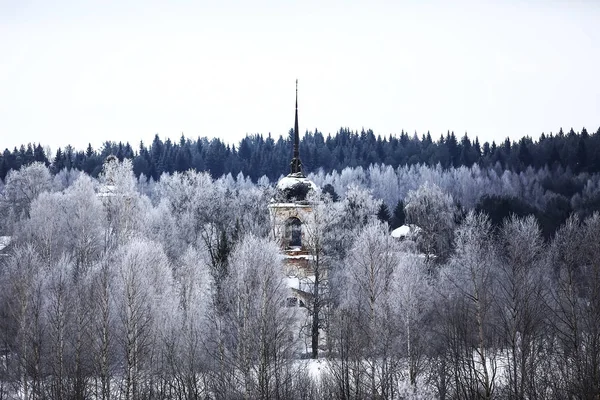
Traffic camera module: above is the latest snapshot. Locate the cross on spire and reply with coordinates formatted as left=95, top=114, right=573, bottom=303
left=290, top=79, right=303, bottom=175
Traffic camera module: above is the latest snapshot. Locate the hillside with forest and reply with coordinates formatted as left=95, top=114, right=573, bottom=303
left=2, top=126, right=600, bottom=238
left=0, top=127, right=600, bottom=399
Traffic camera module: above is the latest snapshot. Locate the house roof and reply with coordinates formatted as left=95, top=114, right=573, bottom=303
left=391, top=224, right=422, bottom=238
left=0, top=236, right=11, bottom=253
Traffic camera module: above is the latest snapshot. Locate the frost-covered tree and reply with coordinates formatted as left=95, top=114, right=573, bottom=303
left=547, top=213, right=600, bottom=399
left=87, top=252, right=117, bottom=400
left=156, top=170, right=235, bottom=304
left=99, top=158, right=142, bottom=249
left=392, top=251, right=433, bottom=388
left=208, top=234, right=297, bottom=399
left=405, top=181, right=457, bottom=264
left=224, top=183, right=272, bottom=238
left=302, top=191, right=342, bottom=358
left=53, top=167, right=81, bottom=191
left=1, top=244, right=46, bottom=400
left=23, top=191, right=66, bottom=266
left=155, top=170, right=216, bottom=246
left=1, top=162, right=53, bottom=231
left=141, top=198, right=181, bottom=262
left=22, top=173, right=105, bottom=275
left=43, top=256, right=74, bottom=400
left=332, top=185, right=380, bottom=263
left=439, top=211, right=498, bottom=399
left=368, top=164, right=400, bottom=209
left=168, top=246, right=213, bottom=399
left=62, top=175, right=106, bottom=274
left=331, top=222, right=400, bottom=399
left=112, top=238, right=175, bottom=400
left=496, top=215, right=548, bottom=399
left=575, top=213, right=600, bottom=399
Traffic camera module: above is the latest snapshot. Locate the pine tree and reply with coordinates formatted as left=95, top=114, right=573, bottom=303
left=518, top=138, right=533, bottom=168
left=390, top=199, right=406, bottom=229
left=549, top=144, right=561, bottom=168
left=376, top=203, right=391, bottom=225
left=322, top=184, right=339, bottom=202
left=575, top=137, right=587, bottom=173
left=54, top=147, right=65, bottom=171
left=33, top=144, right=48, bottom=165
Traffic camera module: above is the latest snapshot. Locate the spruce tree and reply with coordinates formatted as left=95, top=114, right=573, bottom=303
left=390, top=200, right=406, bottom=229
left=377, top=203, right=391, bottom=225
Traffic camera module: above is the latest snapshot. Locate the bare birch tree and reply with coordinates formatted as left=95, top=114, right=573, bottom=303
left=496, top=215, right=548, bottom=399
left=209, top=234, right=297, bottom=400
left=332, top=222, right=400, bottom=399
left=441, top=211, right=498, bottom=399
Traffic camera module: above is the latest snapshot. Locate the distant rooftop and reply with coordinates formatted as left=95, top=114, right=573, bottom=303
left=0, top=236, right=11, bottom=253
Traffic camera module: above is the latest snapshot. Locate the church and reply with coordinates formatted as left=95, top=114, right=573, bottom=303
left=268, top=81, right=322, bottom=351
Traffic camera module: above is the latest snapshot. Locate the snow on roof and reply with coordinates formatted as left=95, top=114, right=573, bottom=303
left=391, top=224, right=421, bottom=238
left=285, top=254, right=315, bottom=260
left=272, top=173, right=319, bottom=203
left=275, top=174, right=318, bottom=192
left=391, top=225, right=410, bottom=238
left=268, top=203, right=312, bottom=208
left=97, top=185, right=132, bottom=199
left=0, top=236, right=11, bottom=252
left=287, top=277, right=300, bottom=290
left=96, top=184, right=117, bottom=197
left=286, top=275, right=315, bottom=292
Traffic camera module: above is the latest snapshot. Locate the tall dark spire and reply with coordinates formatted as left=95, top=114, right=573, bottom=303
left=290, top=79, right=303, bottom=175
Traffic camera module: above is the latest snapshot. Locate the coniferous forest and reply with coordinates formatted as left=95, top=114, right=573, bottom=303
left=1, top=127, right=600, bottom=399
left=2, top=126, right=600, bottom=183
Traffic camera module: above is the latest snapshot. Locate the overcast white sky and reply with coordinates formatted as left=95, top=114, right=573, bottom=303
left=1, top=0, right=599, bottom=154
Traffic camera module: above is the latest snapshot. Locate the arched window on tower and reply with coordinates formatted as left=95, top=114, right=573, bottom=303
left=285, top=217, right=302, bottom=248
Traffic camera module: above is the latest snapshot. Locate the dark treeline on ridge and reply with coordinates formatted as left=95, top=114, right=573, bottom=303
left=2, top=126, right=600, bottom=182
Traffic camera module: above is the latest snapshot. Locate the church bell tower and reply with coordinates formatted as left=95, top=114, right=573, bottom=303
left=269, top=80, right=318, bottom=292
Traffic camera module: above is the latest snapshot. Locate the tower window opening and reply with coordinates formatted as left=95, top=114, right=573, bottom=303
left=285, top=217, right=302, bottom=248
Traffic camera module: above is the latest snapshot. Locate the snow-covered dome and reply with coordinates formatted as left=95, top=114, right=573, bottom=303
left=271, top=81, right=318, bottom=203
left=273, top=172, right=318, bottom=203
